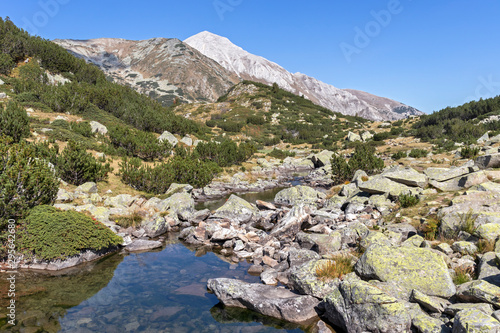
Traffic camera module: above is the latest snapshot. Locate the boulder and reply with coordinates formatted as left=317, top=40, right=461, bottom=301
left=180, top=135, right=193, bottom=146
left=476, top=223, right=500, bottom=242
left=478, top=252, right=500, bottom=286
left=142, top=216, right=172, bottom=238
left=212, top=194, right=259, bottom=224
left=411, top=289, right=449, bottom=313
left=475, top=153, right=500, bottom=169
left=324, top=280, right=411, bottom=333
left=452, top=308, right=500, bottom=332
left=429, top=171, right=489, bottom=192
left=296, top=231, right=341, bottom=255
left=56, top=188, right=74, bottom=202
left=207, top=278, right=320, bottom=324
left=471, top=181, right=500, bottom=193
left=360, top=231, right=392, bottom=249
left=270, top=205, right=310, bottom=242
left=347, top=131, right=362, bottom=142
left=383, top=167, right=429, bottom=188
left=282, top=157, right=315, bottom=170
left=355, top=244, right=456, bottom=298
left=104, top=194, right=136, bottom=208
left=157, top=192, right=195, bottom=221
left=456, top=280, right=500, bottom=308
left=274, top=186, right=325, bottom=207
left=310, top=150, right=334, bottom=168
left=125, top=240, right=162, bottom=252
left=165, top=183, right=193, bottom=197
left=424, top=166, right=471, bottom=182
left=158, top=131, right=178, bottom=147
left=359, top=176, right=414, bottom=198
left=361, top=131, right=373, bottom=141
left=451, top=241, right=478, bottom=256
left=384, top=223, right=417, bottom=241
left=288, top=259, right=341, bottom=299
left=76, top=182, right=98, bottom=194
left=444, top=303, right=494, bottom=317
left=401, top=234, right=425, bottom=248
left=287, top=248, right=321, bottom=267
left=89, top=121, right=108, bottom=135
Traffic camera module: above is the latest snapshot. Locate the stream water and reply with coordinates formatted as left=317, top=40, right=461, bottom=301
left=0, top=235, right=307, bottom=333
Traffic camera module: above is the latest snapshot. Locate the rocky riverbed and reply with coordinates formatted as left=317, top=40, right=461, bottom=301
left=7, top=151, right=500, bottom=332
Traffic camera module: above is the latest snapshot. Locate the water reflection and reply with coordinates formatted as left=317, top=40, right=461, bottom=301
left=1, top=236, right=307, bottom=332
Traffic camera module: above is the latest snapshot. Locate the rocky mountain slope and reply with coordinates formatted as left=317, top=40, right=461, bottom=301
left=54, top=38, right=240, bottom=105
left=185, top=31, right=423, bottom=121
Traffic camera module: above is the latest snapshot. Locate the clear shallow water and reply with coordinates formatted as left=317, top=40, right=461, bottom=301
left=0, top=237, right=306, bottom=333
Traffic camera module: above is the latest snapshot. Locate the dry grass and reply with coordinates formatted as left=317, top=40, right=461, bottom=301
left=110, top=212, right=143, bottom=228
left=315, top=255, right=354, bottom=281
left=453, top=266, right=473, bottom=285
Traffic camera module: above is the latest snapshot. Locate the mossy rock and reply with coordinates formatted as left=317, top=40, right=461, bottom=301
left=19, top=205, right=122, bottom=261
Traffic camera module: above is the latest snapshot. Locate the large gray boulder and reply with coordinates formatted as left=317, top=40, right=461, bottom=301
left=355, top=244, right=456, bottom=298
left=288, top=259, right=341, bottom=299
left=274, top=185, right=325, bottom=206
left=475, top=153, right=500, bottom=169
left=383, top=167, right=429, bottom=188
left=452, top=308, right=500, bottom=332
left=158, top=131, right=178, bottom=147
left=287, top=248, right=321, bottom=267
left=456, top=280, right=500, bottom=308
left=125, top=239, right=162, bottom=252
left=478, top=252, right=500, bottom=286
left=157, top=192, right=195, bottom=221
left=89, top=121, right=108, bottom=135
left=324, top=279, right=411, bottom=333
left=296, top=231, right=341, bottom=255
left=270, top=205, right=310, bottom=242
left=207, top=278, right=320, bottom=324
left=424, top=166, right=471, bottom=182
left=347, top=131, right=362, bottom=142
left=310, top=150, right=334, bottom=168
left=358, top=176, right=415, bottom=198
left=212, top=194, right=259, bottom=224
left=429, top=171, right=489, bottom=192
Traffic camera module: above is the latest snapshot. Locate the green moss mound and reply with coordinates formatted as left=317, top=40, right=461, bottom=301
left=19, top=205, right=122, bottom=261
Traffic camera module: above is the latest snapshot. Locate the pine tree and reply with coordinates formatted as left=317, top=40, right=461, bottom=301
left=0, top=102, right=30, bottom=143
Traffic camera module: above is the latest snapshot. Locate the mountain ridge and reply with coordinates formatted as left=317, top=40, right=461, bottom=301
left=185, top=31, right=423, bottom=121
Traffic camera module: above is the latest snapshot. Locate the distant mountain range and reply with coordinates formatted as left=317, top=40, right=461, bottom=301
left=55, top=32, right=423, bottom=121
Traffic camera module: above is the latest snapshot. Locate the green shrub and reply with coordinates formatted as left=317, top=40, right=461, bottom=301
left=408, top=149, right=429, bottom=158
left=18, top=205, right=122, bottom=261
left=246, top=115, right=266, bottom=125
left=398, top=193, right=420, bottom=208
left=267, top=148, right=295, bottom=160
left=194, top=139, right=256, bottom=167
left=70, top=121, right=94, bottom=138
left=57, top=140, right=112, bottom=185
left=331, top=144, right=384, bottom=183
left=107, top=125, right=171, bottom=161
left=119, top=156, right=221, bottom=194
left=0, top=53, right=14, bottom=75
left=218, top=121, right=244, bottom=133
left=392, top=151, right=407, bottom=160
left=373, top=132, right=390, bottom=141
left=390, top=127, right=404, bottom=136
left=0, top=102, right=30, bottom=143
left=460, top=146, right=480, bottom=159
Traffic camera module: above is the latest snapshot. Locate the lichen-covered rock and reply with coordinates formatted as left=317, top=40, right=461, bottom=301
left=104, top=194, right=136, bottom=208
left=401, top=234, right=425, bottom=248
left=125, top=239, right=162, bottom=252
left=424, top=166, right=471, bottom=182
left=322, top=195, right=346, bottom=210
left=288, top=259, right=340, bottom=299
left=165, top=183, right=193, bottom=197
left=212, top=194, right=258, bottom=224
left=383, top=166, right=429, bottom=188
left=478, top=252, right=500, bottom=286
left=76, top=182, right=98, bottom=194
left=430, top=171, right=489, bottom=192
left=274, top=186, right=325, bottom=207
left=456, top=280, right=500, bottom=308
left=324, top=280, right=411, bottom=333
left=452, top=308, right=500, bottom=333
left=157, top=192, right=195, bottom=221
left=158, top=130, right=178, bottom=147
left=287, top=248, right=321, bottom=267
left=360, top=231, right=392, bottom=249
left=411, top=310, right=452, bottom=333
left=340, top=222, right=370, bottom=246
left=436, top=242, right=454, bottom=255
left=444, top=303, right=494, bottom=317
left=476, top=223, right=500, bottom=242
left=354, top=244, right=456, bottom=298
left=451, top=241, right=478, bottom=256
left=347, top=131, right=362, bottom=142
left=310, top=150, right=334, bottom=168
left=296, top=231, right=341, bottom=255
left=270, top=205, right=310, bottom=242
left=385, top=223, right=418, bottom=241
left=207, top=278, right=320, bottom=324
left=89, top=121, right=108, bottom=135
left=411, top=289, right=449, bottom=313
left=475, top=153, right=500, bottom=170
left=359, top=176, right=415, bottom=198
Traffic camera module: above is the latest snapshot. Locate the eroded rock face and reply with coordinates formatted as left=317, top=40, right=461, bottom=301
left=452, top=308, right=500, bottom=333
left=270, top=205, right=311, bottom=242
left=288, top=259, right=341, bottom=299
left=212, top=194, right=259, bottom=224
left=207, top=278, right=320, bottom=324
left=324, top=279, right=411, bottom=333
left=456, top=280, right=500, bottom=308
left=354, top=244, right=456, bottom=298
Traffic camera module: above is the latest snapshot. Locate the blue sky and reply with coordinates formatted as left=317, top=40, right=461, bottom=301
left=2, top=0, right=500, bottom=113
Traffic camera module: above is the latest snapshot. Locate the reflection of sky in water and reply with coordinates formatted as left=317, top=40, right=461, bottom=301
left=58, top=244, right=304, bottom=332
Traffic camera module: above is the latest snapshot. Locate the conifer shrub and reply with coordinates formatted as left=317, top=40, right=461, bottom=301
left=70, top=121, right=94, bottom=138
left=246, top=115, right=266, bottom=125
left=0, top=102, right=30, bottom=143
left=267, top=148, right=296, bottom=160
left=194, top=139, right=256, bottom=167
left=392, top=151, right=408, bottom=160
left=57, top=140, right=112, bottom=185
left=107, top=125, right=171, bottom=161
left=18, top=205, right=122, bottom=261
left=398, top=193, right=420, bottom=208
left=331, top=144, right=384, bottom=184
left=460, top=146, right=480, bottom=159
left=408, top=149, right=429, bottom=158
left=0, top=53, right=14, bottom=74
